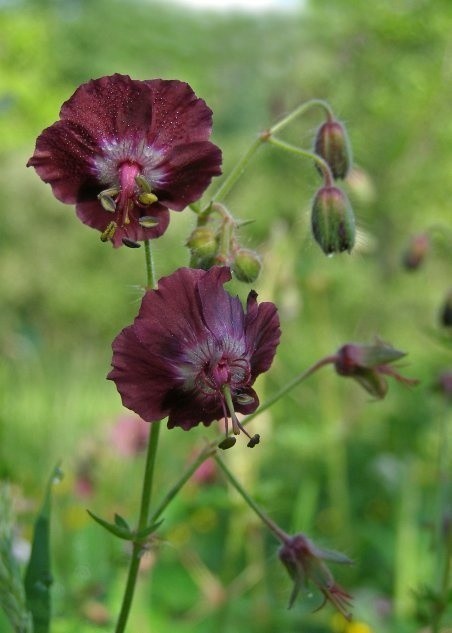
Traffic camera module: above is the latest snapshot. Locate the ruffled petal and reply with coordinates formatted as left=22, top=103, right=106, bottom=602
left=144, top=79, right=215, bottom=147
left=245, top=292, right=281, bottom=378
left=27, top=120, right=99, bottom=204
left=108, top=325, right=176, bottom=422
left=152, top=141, right=222, bottom=210
left=196, top=267, right=246, bottom=343
left=59, top=74, right=154, bottom=142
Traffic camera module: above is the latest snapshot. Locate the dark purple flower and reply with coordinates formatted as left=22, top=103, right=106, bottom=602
left=108, top=267, right=280, bottom=447
left=27, top=74, right=222, bottom=247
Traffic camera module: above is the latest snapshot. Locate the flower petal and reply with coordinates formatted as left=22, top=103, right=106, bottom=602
left=152, top=141, right=222, bottom=210
left=245, top=291, right=281, bottom=377
left=108, top=326, right=175, bottom=422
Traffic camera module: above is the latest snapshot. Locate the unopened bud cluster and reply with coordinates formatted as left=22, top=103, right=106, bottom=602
left=311, top=115, right=355, bottom=255
left=187, top=207, right=262, bottom=283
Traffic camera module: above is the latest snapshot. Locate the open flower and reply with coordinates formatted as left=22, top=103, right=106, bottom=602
left=108, top=267, right=280, bottom=447
left=27, top=74, right=222, bottom=247
left=279, top=533, right=353, bottom=619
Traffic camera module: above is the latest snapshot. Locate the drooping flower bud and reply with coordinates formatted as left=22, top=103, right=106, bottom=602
left=278, top=533, right=353, bottom=619
left=314, top=119, right=352, bottom=180
left=432, top=370, right=452, bottom=401
left=402, top=233, right=430, bottom=271
left=186, top=226, right=218, bottom=269
left=334, top=341, right=418, bottom=399
left=232, top=248, right=262, bottom=283
left=440, top=290, right=452, bottom=327
left=311, top=186, right=355, bottom=255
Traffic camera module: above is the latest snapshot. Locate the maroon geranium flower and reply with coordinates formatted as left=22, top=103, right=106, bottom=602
left=108, top=267, right=280, bottom=447
left=27, top=74, right=222, bottom=247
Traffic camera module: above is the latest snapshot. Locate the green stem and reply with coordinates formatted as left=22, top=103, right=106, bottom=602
left=115, top=421, right=161, bottom=633
left=215, top=455, right=289, bottom=544
left=150, top=442, right=217, bottom=523
left=115, top=240, right=160, bottom=633
left=431, top=407, right=451, bottom=633
left=138, top=357, right=336, bottom=556
left=242, top=355, right=336, bottom=428
left=212, top=135, right=265, bottom=203
left=144, top=239, right=156, bottom=290
left=269, top=98, right=333, bottom=136
left=211, top=99, right=334, bottom=203
left=268, top=136, right=334, bottom=185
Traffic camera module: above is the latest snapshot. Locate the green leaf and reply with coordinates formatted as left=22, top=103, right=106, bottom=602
left=24, top=463, right=62, bottom=633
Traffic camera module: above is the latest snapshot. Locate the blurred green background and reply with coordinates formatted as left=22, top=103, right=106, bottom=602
left=1, top=0, right=451, bottom=631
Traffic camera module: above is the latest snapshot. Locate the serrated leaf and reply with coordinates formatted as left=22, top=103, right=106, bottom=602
left=24, top=463, right=62, bottom=633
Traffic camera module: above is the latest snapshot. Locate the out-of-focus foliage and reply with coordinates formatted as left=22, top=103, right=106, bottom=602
left=1, top=0, right=451, bottom=632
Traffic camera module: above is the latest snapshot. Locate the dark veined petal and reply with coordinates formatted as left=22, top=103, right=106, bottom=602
left=245, top=291, right=281, bottom=378
left=108, top=326, right=175, bottom=422
left=59, top=74, right=155, bottom=143
left=144, top=78, right=216, bottom=147
left=27, top=74, right=222, bottom=245
left=196, top=267, right=246, bottom=343
left=151, top=141, right=222, bottom=210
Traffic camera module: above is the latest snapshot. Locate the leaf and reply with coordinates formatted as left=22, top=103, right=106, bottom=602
left=24, top=463, right=62, bottom=633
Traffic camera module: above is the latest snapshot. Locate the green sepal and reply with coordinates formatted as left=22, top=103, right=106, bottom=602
left=87, top=510, right=133, bottom=540
left=24, top=463, right=62, bottom=633
left=134, top=519, right=164, bottom=541
left=114, top=513, right=131, bottom=531
left=87, top=511, right=163, bottom=541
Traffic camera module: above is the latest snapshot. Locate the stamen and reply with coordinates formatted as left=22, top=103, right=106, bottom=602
left=135, top=174, right=153, bottom=193
left=139, top=216, right=160, bottom=228
left=122, top=238, right=141, bottom=248
left=100, top=221, right=117, bottom=242
left=218, top=436, right=237, bottom=450
left=236, top=393, right=256, bottom=406
left=98, top=186, right=120, bottom=198
left=138, top=192, right=158, bottom=206
left=99, top=194, right=117, bottom=213
left=221, top=385, right=258, bottom=446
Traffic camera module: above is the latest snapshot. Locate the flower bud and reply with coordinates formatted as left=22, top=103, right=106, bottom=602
left=278, top=533, right=353, bottom=618
left=232, top=248, right=262, bottom=283
left=440, top=290, right=452, bottom=327
left=186, top=226, right=218, bottom=260
left=432, top=370, right=452, bottom=401
left=311, top=186, right=355, bottom=255
left=402, top=233, right=430, bottom=271
left=334, top=341, right=418, bottom=399
left=314, top=119, right=352, bottom=180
